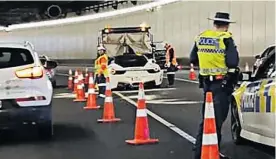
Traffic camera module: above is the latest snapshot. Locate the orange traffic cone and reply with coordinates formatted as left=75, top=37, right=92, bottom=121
left=84, top=73, right=100, bottom=110
left=97, top=77, right=121, bottom=123
left=68, top=69, right=73, bottom=90
left=73, top=70, right=79, bottom=93
left=73, top=74, right=87, bottom=102
left=126, top=82, right=159, bottom=145
left=201, top=92, right=219, bottom=159
left=189, top=63, right=196, bottom=80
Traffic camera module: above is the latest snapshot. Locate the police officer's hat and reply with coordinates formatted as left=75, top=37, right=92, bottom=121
left=97, top=45, right=106, bottom=51
left=208, top=12, right=236, bottom=23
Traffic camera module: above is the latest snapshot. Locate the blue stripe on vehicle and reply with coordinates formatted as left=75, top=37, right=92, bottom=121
left=266, top=96, right=271, bottom=112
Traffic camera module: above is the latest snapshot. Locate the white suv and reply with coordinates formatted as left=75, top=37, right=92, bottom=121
left=0, top=41, right=57, bottom=139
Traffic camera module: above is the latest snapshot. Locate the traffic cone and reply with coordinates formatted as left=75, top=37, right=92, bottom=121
left=245, top=62, right=249, bottom=72
left=73, top=74, right=87, bottom=102
left=84, top=73, right=100, bottom=110
left=177, top=64, right=183, bottom=70
left=126, top=82, right=159, bottom=145
left=68, top=69, right=73, bottom=90
left=97, top=77, right=121, bottom=123
left=201, top=92, right=219, bottom=159
left=189, top=63, right=196, bottom=80
left=73, top=70, right=79, bottom=93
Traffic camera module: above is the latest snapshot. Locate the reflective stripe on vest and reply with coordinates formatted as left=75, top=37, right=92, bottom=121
left=165, top=46, right=177, bottom=65
left=195, top=30, right=232, bottom=76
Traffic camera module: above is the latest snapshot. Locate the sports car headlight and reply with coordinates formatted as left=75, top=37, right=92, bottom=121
left=111, top=69, right=116, bottom=75
left=154, top=67, right=160, bottom=72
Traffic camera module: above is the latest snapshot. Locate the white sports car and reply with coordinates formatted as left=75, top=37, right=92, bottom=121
left=108, top=54, right=163, bottom=89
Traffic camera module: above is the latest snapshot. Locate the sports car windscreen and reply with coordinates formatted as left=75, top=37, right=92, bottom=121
left=0, top=48, right=34, bottom=69
left=114, top=54, right=148, bottom=67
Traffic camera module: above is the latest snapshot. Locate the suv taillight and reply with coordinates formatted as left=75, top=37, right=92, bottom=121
left=15, top=66, right=44, bottom=79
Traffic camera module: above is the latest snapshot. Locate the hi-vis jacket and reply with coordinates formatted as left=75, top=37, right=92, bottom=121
left=95, top=54, right=109, bottom=77
left=165, top=45, right=178, bottom=66
left=195, top=30, right=232, bottom=76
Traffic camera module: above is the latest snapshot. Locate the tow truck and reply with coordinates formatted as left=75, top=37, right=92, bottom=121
left=97, top=23, right=164, bottom=89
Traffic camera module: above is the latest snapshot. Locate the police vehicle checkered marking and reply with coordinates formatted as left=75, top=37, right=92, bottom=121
left=198, top=48, right=225, bottom=54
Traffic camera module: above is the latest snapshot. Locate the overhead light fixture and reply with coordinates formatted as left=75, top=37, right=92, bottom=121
left=131, top=1, right=137, bottom=5
left=93, top=7, right=99, bottom=13
left=112, top=1, right=118, bottom=9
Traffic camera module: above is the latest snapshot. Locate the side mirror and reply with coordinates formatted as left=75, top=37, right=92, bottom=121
left=44, top=61, right=58, bottom=69
left=255, top=55, right=261, bottom=59
left=239, top=71, right=252, bottom=81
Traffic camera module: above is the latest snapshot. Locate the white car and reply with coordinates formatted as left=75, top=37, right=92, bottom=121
left=108, top=54, right=163, bottom=89
left=0, top=41, right=57, bottom=139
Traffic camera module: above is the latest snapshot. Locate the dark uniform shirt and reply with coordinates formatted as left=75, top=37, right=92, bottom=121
left=169, top=47, right=174, bottom=62
left=189, top=37, right=239, bottom=68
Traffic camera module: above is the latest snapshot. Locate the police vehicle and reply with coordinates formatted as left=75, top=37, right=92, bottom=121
left=0, top=41, right=57, bottom=139
left=231, top=45, right=275, bottom=147
left=98, top=24, right=163, bottom=89
left=253, top=44, right=275, bottom=75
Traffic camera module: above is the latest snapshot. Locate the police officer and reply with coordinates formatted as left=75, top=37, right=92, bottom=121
left=164, top=42, right=178, bottom=87
left=95, top=45, right=109, bottom=107
left=190, top=12, right=240, bottom=159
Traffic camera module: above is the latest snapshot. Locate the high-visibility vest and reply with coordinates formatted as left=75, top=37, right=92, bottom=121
left=165, top=46, right=178, bottom=66
left=95, top=54, right=108, bottom=77
left=195, top=30, right=232, bottom=76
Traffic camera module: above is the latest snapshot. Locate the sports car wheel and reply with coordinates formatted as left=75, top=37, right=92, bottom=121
left=231, top=99, right=244, bottom=145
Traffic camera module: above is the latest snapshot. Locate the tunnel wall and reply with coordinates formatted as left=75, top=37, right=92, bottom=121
left=0, top=1, right=275, bottom=66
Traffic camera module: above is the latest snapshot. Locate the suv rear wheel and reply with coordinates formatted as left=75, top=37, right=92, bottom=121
left=231, top=99, right=244, bottom=145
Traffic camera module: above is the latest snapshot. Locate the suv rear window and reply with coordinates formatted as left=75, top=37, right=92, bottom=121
left=0, top=48, right=34, bottom=69
left=114, top=54, right=148, bottom=67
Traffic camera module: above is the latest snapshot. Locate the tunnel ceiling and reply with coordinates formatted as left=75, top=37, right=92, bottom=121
left=0, top=1, right=140, bottom=26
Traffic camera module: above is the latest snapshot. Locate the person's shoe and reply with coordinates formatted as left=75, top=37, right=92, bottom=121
left=220, top=153, right=231, bottom=159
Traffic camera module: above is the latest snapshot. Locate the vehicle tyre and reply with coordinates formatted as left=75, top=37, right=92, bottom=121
left=52, top=80, right=57, bottom=88
left=38, top=121, right=53, bottom=140
left=231, top=99, right=244, bottom=145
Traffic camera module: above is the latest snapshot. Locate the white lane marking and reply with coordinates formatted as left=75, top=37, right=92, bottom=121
left=146, top=100, right=203, bottom=105
left=113, top=91, right=196, bottom=144
left=163, top=76, right=199, bottom=84
left=53, top=92, right=98, bottom=99
left=56, top=73, right=69, bottom=76
left=116, top=87, right=176, bottom=93
left=126, top=94, right=158, bottom=100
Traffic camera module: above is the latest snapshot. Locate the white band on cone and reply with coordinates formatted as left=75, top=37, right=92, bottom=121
left=137, top=109, right=147, bottom=117
left=88, top=88, right=95, bottom=94
left=106, top=82, right=111, bottom=90
left=89, top=77, right=94, bottom=83
left=204, top=102, right=215, bottom=118
left=74, top=79, right=78, bottom=83
left=202, top=133, right=218, bottom=145
left=69, top=77, right=73, bottom=80
left=138, top=90, right=145, bottom=100
left=105, top=97, right=113, bottom=103
left=77, top=85, right=82, bottom=89
left=99, top=94, right=105, bottom=98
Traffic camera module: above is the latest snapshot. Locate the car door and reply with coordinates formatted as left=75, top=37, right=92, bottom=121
left=245, top=49, right=275, bottom=138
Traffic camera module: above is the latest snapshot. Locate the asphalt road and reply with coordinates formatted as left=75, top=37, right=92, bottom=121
left=0, top=67, right=274, bottom=159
